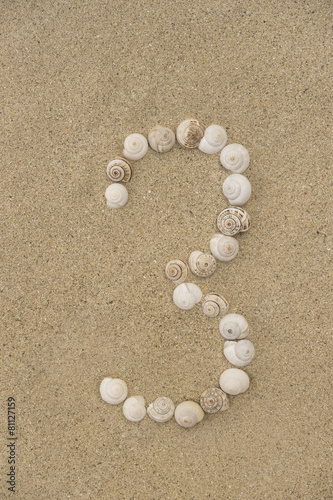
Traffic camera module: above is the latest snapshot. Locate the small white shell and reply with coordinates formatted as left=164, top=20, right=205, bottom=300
left=217, top=207, right=251, bottom=235
left=105, top=184, right=128, bottom=209
left=220, top=144, right=250, bottom=173
left=176, top=119, right=205, bottom=149
left=123, top=133, right=148, bottom=161
left=210, top=233, right=239, bottom=262
left=148, top=125, right=175, bottom=153
left=189, top=251, right=216, bottom=278
left=173, top=283, right=202, bottom=310
left=106, top=157, right=132, bottom=182
left=174, top=401, right=204, bottom=428
left=198, top=124, right=227, bottom=154
left=99, top=378, right=128, bottom=405
left=147, top=396, right=175, bottom=422
left=122, top=396, right=146, bottom=422
left=219, top=314, right=249, bottom=340
left=224, top=339, right=255, bottom=367
left=223, top=174, right=252, bottom=206
left=202, top=293, right=229, bottom=317
left=165, top=259, right=189, bottom=285
left=200, top=388, right=229, bottom=413
left=219, top=368, right=250, bottom=395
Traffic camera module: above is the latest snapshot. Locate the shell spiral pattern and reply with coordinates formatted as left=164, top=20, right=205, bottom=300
left=122, top=396, right=146, bottom=422
left=210, top=233, right=239, bottom=262
left=217, top=207, right=251, bottom=236
left=189, top=251, right=216, bottom=277
left=176, top=119, right=205, bottom=149
left=105, top=184, right=128, bottom=209
left=202, top=293, right=229, bottom=317
left=148, top=125, right=175, bottom=153
left=106, top=157, right=132, bottom=182
left=165, top=259, right=189, bottom=285
left=223, top=174, right=252, bottom=206
left=99, top=378, right=128, bottom=405
left=220, top=143, right=250, bottom=173
left=199, top=124, right=227, bottom=154
left=224, top=339, right=255, bottom=367
left=123, top=133, right=148, bottom=161
left=219, top=314, right=249, bottom=340
left=200, top=388, right=229, bottom=413
left=219, top=368, right=250, bottom=395
left=147, top=396, right=175, bottom=422
left=173, top=283, right=202, bottom=310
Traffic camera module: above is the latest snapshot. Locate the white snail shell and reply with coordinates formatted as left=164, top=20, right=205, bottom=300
left=122, top=396, right=146, bottom=422
left=202, top=293, right=229, bottom=317
left=99, top=378, right=128, bottom=405
left=147, top=396, right=175, bottom=422
left=210, top=233, right=239, bottom=262
left=223, top=174, right=252, bottom=206
left=148, top=125, right=175, bottom=153
left=219, top=314, right=249, bottom=340
left=106, top=157, right=132, bottom=182
left=176, top=119, right=205, bottom=149
left=123, top=133, right=148, bottom=161
left=188, top=251, right=216, bottom=278
left=217, top=207, right=251, bottom=235
left=105, top=184, right=128, bottom=209
left=165, top=259, right=189, bottom=285
left=173, top=283, right=202, bottom=310
left=220, top=144, right=250, bottom=173
left=174, top=401, right=204, bottom=428
left=198, top=124, right=227, bottom=154
left=224, top=339, right=255, bottom=367
left=200, top=388, right=229, bottom=413
left=219, top=368, right=250, bottom=395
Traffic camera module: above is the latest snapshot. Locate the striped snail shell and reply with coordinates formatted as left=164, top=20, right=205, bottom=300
left=147, top=396, right=175, bottom=422
left=202, top=293, right=229, bottom=318
left=165, top=259, right=189, bottom=285
left=174, top=401, right=204, bottom=428
left=198, top=124, right=227, bottom=154
left=148, top=125, right=175, bottom=153
left=176, top=119, right=205, bottom=149
left=105, top=183, right=128, bottom=209
left=220, top=143, right=250, bottom=173
left=200, top=388, right=230, bottom=413
left=123, top=133, right=148, bottom=161
left=223, top=174, right=252, bottom=206
left=173, top=283, right=202, bottom=310
left=219, top=368, right=250, bottom=395
left=224, top=339, right=255, bottom=367
left=106, top=157, right=132, bottom=182
left=189, top=251, right=216, bottom=278
left=217, top=207, right=251, bottom=236
left=219, top=313, right=249, bottom=340
left=122, top=396, right=146, bottom=422
left=210, top=233, right=239, bottom=262
left=99, top=378, right=128, bottom=405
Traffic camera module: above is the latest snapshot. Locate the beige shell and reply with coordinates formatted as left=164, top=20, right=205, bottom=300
left=189, top=251, right=216, bottom=278
left=106, top=157, right=132, bottom=182
left=202, top=293, right=229, bottom=318
left=210, top=233, right=239, bottom=262
left=122, top=396, right=146, bottom=422
left=147, top=396, right=175, bottom=422
left=224, top=339, right=255, bottom=367
left=99, top=377, right=128, bottom=405
left=220, top=143, right=250, bottom=173
left=219, top=314, right=249, bottom=340
left=165, top=259, right=189, bottom=285
left=123, top=133, right=148, bottom=161
left=219, top=368, right=250, bottom=395
left=200, top=388, right=230, bottom=413
left=176, top=119, right=205, bottom=149
left=174, top=401, right=204, bottom=428
left=223, top=174, right=252, bottom=206
left=105, top=183, right=128, bottom=209
left=148, top=125, right=175, bottom=153
left=217, top=207, right=251, bottom=236
left=173, top=283, right=202, bottom=310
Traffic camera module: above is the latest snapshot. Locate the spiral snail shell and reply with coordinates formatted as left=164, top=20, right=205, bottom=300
left=219, top=368, right=250, bottom=395
left=99, top=378, right=128, bottom=405
left=147, top=396, right=175, bottom=422
left=122, top=396, right=146, bottom=422
left=210, top=233, right=239, bottom=262
left=200, top=388, right=230, bottom=413
left=106, top=157, right=132, bottom=183
left=176, top=119, right=205, bottom=149
left=188, top=251, right=216, bottom=278
left=173, top=283, right=202, bottom=310
left=223, top=174, right=252, bottom=206
left=220, top=143, right=250, bottom=173
left=105, top=183, right=128, bottom=209
left=148, top=125, right=175, bottom=153
left=198, top=124, right=227, bottom=154
left=165, top=259, right=189, bottom=285
left=174, top=401, right=204, bottom=428
left=224, top=339, right=255, bottom=367
left=202, top=293, right=229, bottom=318
left=217, top=207, right=251, bottom=236
left=219, top=314, right=249, bottom=340
left=123, top=133, right=148, bottom=161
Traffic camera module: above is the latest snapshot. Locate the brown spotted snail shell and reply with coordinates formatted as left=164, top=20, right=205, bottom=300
left=176, top=119, right=205, bottom=149
left=165, top=259, right=189, bottom=285
left=200, top=388, right=230, bottom=413
left=106, top=157, right=132, bottom=182
left=217, top=207, right=251, bottom=236
left=202, top=293, right=229, bottom=318
left=189, top=251, right=216, bottom=277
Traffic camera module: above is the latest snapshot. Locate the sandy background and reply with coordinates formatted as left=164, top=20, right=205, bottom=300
left=1, top=0, right=332, bottom=499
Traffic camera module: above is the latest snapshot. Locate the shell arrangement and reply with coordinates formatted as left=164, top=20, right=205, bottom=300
left=101, top=118, right=256, bottom=428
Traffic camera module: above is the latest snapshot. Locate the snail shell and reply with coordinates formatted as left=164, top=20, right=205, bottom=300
left=210, top=233, right=239, bottom=262
left=200, top=388, right=230, bottom=413
left=148, top=125, right=175, bottom=153
left=198, top=124, right=227, bottom=154
left=202, top=293, right=229, bottom=318
left=217, top=207, right=251, bottom=235
left=188, top=251, right=216, bottom=278
left=147, top=396, right=175, bottom=422
left=219, top=313, right=249, bottom=340
left=105, top=183, right=128, bottom=209
left=99, top=378, right=128, bottom=405
left=165, top=259, right=189, bottom=285
left=106, top=157, right=132, bottom=182
left=174, top=401, right=204, bottom=428
left=224, top=339, right=255, bottom=367
left=123, top=133, right=148, bottom=161
left=220, top=144, right=250, bottom=173
left=223, top=174, right=252, bottom=206
left=176, top=119, right=205, bottom=149
left=122, top=396, right=146, bottom=422
left=219, top=368, right=250, bottom=395
left=173, top=283, right=202, bottom=310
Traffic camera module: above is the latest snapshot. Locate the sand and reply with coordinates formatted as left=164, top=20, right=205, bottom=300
left=1, top=0, right=332, bottom=498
